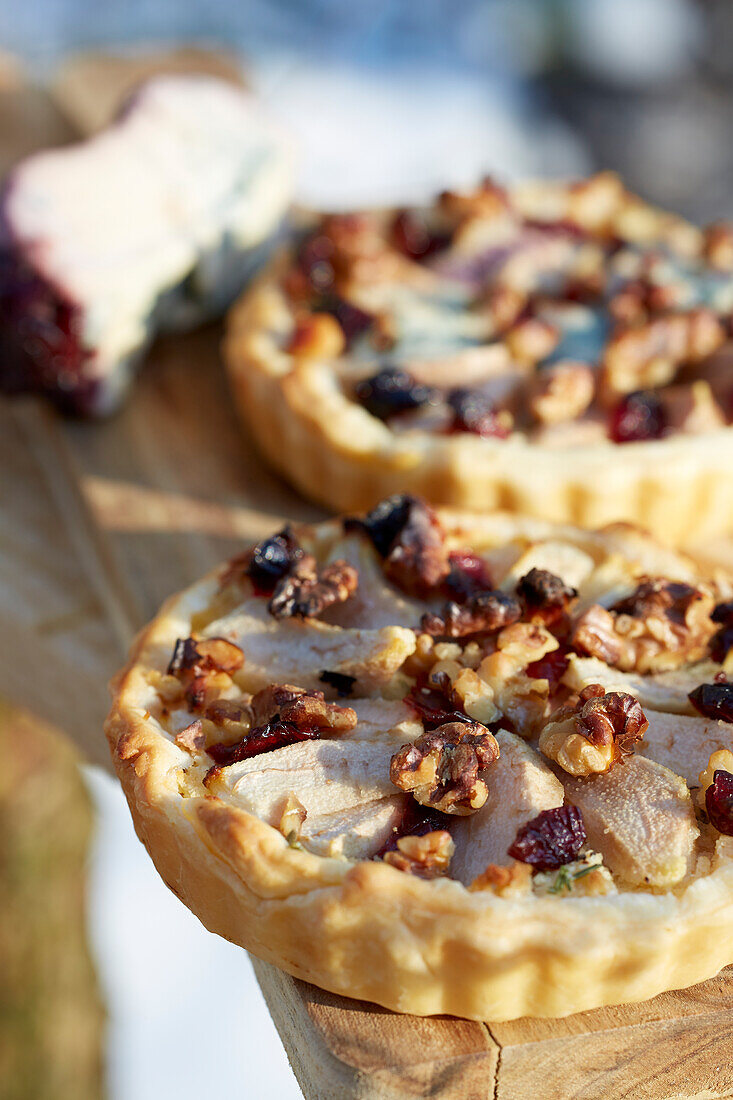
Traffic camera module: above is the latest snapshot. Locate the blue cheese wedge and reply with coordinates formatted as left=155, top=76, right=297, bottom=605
left=0, top=74, right=293, bottom=414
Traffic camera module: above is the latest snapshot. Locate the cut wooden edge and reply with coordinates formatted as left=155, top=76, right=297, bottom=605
left=252, top=959, right=733, bottom=1100
left=250, top=957, right=499, bottom=1100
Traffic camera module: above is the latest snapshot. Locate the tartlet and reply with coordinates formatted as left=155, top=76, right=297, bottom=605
left=107, top=494, right=733, bottom=1022
left=224, top=172, right=733, bottom=542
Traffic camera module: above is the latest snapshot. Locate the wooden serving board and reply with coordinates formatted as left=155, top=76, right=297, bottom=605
left=3, top=52, right=733, bottom=1100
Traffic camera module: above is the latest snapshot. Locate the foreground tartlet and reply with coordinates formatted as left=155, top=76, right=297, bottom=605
left=224, top=172, right=733, bottom=542
left=107, top=494, right=733, bottom=1022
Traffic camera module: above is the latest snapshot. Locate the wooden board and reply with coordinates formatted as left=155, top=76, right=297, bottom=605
left=3, top=52, right=733, bottom=1100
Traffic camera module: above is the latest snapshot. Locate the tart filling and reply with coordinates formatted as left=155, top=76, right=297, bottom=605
left=224, top=173, right=733, bottom=539
left=107, top=496, right=733, bottom=1020
left=277, top=176, right=733, bottom=447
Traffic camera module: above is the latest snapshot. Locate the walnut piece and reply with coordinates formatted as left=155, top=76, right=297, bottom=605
left=269, top=555, right=358, bottom=620
left=421, top=656, right=500, bottom=726
left=382, top=830, right=455, bottom=878
left=572, top=578, right=717, bottom=674
left=477, top=623, right=559, bottom=735
left=174, top=719, right=205, bottom=752
left=505, top=317, right=559, bottom=365
left=704, top=222, right=733, bottom=272
left=530, top=360, right=595, bottom=425
left=420, top=590, right=521, bottom=638
left=287, top=312, right=345, bottom=359
left=166, top=635, right=244, bottom=709
left=207, top=683, right=357, bottom=768
left=390, top=720, right=500, bottom=815
left=250, top=683, right=357, bottom=732
left=468, top=861, right=532, bottom=897
left=202, top=699, right=251, bottom=745
left=602, top=309, right=726, bottom=397
left=539, top=683, right=647, bottom=776
left=517, top=567, right=577, bottom=625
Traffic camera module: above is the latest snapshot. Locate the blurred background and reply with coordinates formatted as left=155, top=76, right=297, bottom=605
left=2, top=0, right=733, bottom=217
left=2, top=1, right=733, bottom=1097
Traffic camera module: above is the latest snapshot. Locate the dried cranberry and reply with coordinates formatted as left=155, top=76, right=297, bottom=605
left=710, top=601, right=733, bottom=663
left=688, top=682, right=733, bottom=723
left=345, top=493, right=415, bottom=557
left=0, top=247, right=92, bottom=413
left=444, top=551, right=494, bottom=600
left=318, top=670, right=356, bottom=697
left=391, top=209, right=451, bottom=260
left=705, top=770, right=733, bottom=835
left=526, top=643, right=571, bottom=687
left=245, top=527, right=303, bottom=596
left=355, top=367, right=435, bottom=420
left=317, top=293, right=374, bottom=346
left=507, top=805, right=587, bottom=871
left=447, top=387, right=511, bottom=438
left=345, top=494, right=450, bottom=596
left=207, top=720, right=318, bottom=766
left=610, top=391, right=666, bottom=443
left=712, top=600, right=733, bottom=624
left=712, top=626, right=733, bottom=664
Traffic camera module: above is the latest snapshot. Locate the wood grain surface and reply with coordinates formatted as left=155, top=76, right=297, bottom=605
left=2, top=50, right=733, bottom=1100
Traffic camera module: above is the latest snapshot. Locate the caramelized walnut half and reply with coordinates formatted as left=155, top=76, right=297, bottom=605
left=345, top=495, right=450, bottom=597
left=539, top=684, right=647, bottom=776
left=420, top=590, right=521, bottom=639
left=207, top=683, right=356, bottom=768
left=572, top=578, right=717, bottom=673
left=390, top=720, right=500, bottom=815
left=250, top=683, right=357, bottom=732
left=602, top=308, right=726, bottom=396
left=269, top=555, right=358, bottom=620
left=382, top=831, right=455, bottom=879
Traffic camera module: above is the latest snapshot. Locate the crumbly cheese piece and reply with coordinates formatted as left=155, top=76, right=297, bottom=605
left=0, top=75, right=293, bottom=413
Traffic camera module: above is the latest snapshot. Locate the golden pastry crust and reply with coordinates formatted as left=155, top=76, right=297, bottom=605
left=223, top=176, right=733, bottom=543
left=107, top=506, right=733, bottom=1021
